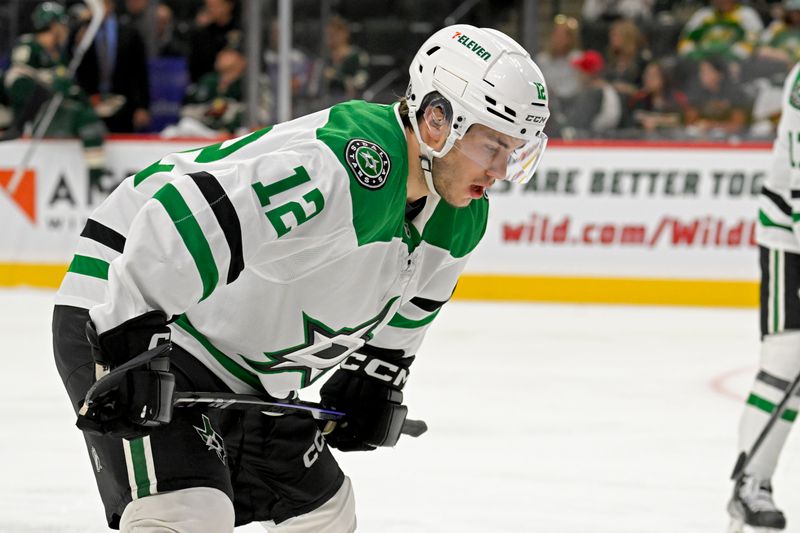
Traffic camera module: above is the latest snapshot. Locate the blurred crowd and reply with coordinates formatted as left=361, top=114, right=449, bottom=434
left=0, top=0, right=370, bottom=148
left=1, top=0, right=799, bottom=148
left=539, top=0, right=800, bottom=140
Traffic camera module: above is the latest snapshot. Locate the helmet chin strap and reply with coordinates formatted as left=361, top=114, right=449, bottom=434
left=409, top=111, right=442, bottom=200
left=418, top=153, right=439, bottom=201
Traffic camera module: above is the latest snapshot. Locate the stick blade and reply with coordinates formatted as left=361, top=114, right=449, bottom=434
left=402, top=418, right=428, bottom=438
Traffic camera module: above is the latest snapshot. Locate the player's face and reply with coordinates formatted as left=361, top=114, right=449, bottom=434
left=431, top=124, right=525, bottom=208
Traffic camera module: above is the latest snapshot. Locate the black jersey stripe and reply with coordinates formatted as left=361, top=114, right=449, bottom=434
left=410, top=295, right=448, bottom=313
left=188, top=171, right=244, bottom=283
left=763, top=186, right=792, bottom=215
left=80, top=218, right=126, bottom=253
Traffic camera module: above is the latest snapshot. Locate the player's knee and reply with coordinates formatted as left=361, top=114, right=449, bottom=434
left=761, top=331, right=800, bottom=377
left=262, top=476, right=356, bottom=533
left=120, top=486, right=234, bottom=533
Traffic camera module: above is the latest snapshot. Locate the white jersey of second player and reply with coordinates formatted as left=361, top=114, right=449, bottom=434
left=758, top=62, right=800, bottom=253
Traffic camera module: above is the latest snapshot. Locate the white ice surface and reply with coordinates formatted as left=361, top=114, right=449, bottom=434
left=1, top=288, right=798, bottom=533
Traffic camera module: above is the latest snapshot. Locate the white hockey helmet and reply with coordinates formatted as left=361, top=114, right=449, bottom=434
left=406, top=24, right=549, bottom=189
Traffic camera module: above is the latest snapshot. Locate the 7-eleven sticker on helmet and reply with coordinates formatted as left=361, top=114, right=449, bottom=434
left=0, top=168, right=36, bottom=223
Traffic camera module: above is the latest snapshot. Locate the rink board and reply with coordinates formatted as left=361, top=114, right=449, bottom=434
left=0, top=138, right=770, bottom=306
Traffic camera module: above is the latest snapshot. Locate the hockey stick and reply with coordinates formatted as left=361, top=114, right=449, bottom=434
left=174, top=391, right=428, bottom=438
left=78, top=345, right=427, bottom=439
left=730, top=368, right=800, bottom=480
left=5, top=0, right=104, bottom=198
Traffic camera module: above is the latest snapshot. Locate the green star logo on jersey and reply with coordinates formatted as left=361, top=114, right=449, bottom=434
left=345, top=138, right=391, bottom=189
left=193, top=414, right=226, bottom=464
left=240, top=297, right=398, bottom=387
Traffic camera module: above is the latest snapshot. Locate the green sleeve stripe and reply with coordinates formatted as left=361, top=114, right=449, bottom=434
left=760, top=210, right=792, bottom=231
left=387, top=308, right=441, bottom=329
left=174, top=314, right=265, bottom=392
left=67, top=254, right=109, bottom=280
left=134, top=160, right=175, bottom=187
left=153, top=183, right=219, bottom=301
left=747, top=393, right=798, bottom=422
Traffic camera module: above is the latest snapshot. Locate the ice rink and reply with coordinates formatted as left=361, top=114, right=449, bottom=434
left=2, top=288, right=799, bottom=533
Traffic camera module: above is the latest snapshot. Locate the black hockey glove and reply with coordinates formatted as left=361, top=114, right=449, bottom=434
left=76, top=311, right=175, bottom=439
left=320, top=351, right=414, bottom=452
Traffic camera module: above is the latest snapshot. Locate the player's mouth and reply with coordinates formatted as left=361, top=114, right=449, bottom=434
left=469, top=184, right=485, bottom=199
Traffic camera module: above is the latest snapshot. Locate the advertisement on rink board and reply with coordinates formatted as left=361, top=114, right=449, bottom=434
left=0, top=138, right=769, bottom=304
left=471, top=142, right=767, bottom=282
left=0, top=138, right=200, bottom=263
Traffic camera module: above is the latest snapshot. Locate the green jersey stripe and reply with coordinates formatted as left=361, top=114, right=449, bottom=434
left=388, top=308, right=441, bottom=329
left=134, top=160, right=175, bottom=187
left=759, top=210, right=792, bottom=231
left=128, top=438, right=152, bottom=498
left=746, top=393, right=798, bottom=422
left=174, top=314, right=265, bottom=392
left=67, top=254, right=110, bottom=280
left=153, top=183, right=219, bottom=301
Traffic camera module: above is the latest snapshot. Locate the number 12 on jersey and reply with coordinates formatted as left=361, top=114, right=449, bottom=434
left=252, top=166, right=325, bottom=238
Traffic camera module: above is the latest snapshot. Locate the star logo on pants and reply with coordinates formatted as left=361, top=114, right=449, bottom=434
left=193, top=414, right=226, bottom=464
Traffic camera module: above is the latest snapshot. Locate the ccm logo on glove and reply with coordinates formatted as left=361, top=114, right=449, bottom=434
left=340, top=353, right=409, bottom=388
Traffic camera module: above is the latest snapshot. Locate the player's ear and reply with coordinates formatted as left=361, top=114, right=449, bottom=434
left=421, top=100, right=451, bottom=151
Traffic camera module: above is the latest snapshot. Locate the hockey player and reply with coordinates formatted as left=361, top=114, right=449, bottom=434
left=52, top=24, right=549, bottom=532
left=727, top=62, right=800, bottom=532
left=4, top=2, right=106, bottom=182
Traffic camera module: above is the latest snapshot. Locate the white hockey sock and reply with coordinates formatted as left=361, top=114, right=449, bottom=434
left=738, top=331, right=800, bottom=478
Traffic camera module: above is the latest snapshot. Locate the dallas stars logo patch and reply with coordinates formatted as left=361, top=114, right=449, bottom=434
left=194, top=414, right=226, bottom=464
left=345, top=139, right=391, bottom=189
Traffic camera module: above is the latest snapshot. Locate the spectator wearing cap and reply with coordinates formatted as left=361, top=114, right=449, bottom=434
left=179, top=31, right=271, bottom=135
left=756, top=0, right=800, bottom=70
left=684, top=55, right=752, bottom=137
left=562, top=49, right=622, bottom=136
left=678, top=0, right=763, bottom=62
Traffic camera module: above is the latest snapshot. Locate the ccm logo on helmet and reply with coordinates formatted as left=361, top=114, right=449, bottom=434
left=451, top=31, right=492, bottom=61
left=526, top=115, right=547, bottom=123
left=340, top=353, right=409, bottom=388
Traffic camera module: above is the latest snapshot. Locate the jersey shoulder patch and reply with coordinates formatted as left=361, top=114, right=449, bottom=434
left=316, top=101, right=410, bottom=246
left=344, top=138, right=392, bottom=190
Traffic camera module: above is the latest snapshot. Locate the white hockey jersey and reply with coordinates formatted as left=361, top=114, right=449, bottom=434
left=55, top=101, right=489, bottom=398
left=759, top=63, right=800, bottom=252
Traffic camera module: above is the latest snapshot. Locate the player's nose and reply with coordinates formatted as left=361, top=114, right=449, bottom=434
left=486, top=158, right=508, bottom=180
